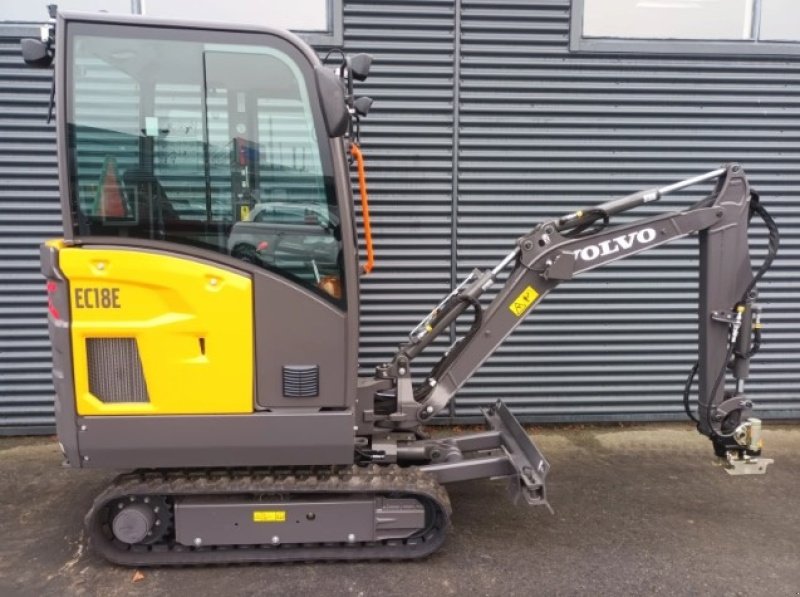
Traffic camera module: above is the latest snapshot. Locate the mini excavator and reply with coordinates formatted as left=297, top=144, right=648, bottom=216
left=23, top=10, right=778, bottom=565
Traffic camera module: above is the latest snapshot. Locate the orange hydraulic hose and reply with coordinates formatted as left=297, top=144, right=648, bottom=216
left=350, top=143, right=375, bottom=274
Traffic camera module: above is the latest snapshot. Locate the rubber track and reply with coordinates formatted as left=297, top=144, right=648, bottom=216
left=85, top=465, right=452, bottom=566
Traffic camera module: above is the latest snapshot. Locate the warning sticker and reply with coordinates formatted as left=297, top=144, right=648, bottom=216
left=508, top=285, right=539, bottom=317
left=252, top=510, right=286, bottom=523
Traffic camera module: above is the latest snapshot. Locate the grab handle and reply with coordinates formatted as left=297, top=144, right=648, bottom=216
left=350, top=143, right=375, bottom=274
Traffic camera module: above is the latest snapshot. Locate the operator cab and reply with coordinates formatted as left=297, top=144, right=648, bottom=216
left=65, top=17, right=347, bottom=302
left=41, top=12, right=363, bottom=415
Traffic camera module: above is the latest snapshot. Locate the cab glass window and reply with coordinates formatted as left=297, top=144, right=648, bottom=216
left=67, top=29, right=344, bottom=304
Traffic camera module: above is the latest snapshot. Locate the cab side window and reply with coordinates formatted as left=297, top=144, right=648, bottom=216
left=68, top=32, right=344, bottom=304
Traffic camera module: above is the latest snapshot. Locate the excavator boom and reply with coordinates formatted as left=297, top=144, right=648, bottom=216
left=373, top=163, right=777, bottom=471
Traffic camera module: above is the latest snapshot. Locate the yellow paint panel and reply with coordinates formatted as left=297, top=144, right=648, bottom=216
left=508, top=285, right=540, bottom=317
left=46, top=238, right=67, bottom=249
left=59, top=247, right=253, bottom=415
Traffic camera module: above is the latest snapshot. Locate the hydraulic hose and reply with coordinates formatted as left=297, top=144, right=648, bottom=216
left=561, top=208, right=610, bottom=237
left=683, top=362, right=699, bottom=424
left=413, top=295, right=483, bottom=402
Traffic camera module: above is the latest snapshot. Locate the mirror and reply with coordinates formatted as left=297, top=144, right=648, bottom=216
left=354, top=96, right=373, bottom=117
left=21, top=38, right=53, bottom=68
left=349, top=53, right=372, bottom=81
left=315, top=66, right=349, bottom=138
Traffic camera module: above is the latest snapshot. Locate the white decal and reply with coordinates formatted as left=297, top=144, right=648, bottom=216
left=578, top=228, right=657, bottom=262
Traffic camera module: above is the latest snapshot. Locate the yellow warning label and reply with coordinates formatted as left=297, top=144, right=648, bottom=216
left=508, top=285, right=539, bottom=317
left=240, top=205, right=250, bottom=221
left=253, top=510, right=286, bottom=523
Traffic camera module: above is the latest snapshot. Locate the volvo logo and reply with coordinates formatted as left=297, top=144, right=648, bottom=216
left=577, top=228, right=657, bottom=262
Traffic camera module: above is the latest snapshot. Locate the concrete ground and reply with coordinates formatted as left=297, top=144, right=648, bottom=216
left=1, top=424, right=798, bottom=597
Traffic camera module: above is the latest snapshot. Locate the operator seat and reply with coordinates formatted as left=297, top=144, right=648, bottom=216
left=123, top=168, right=181, bottom=226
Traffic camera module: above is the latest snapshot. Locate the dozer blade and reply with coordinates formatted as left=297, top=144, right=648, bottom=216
left=421, top=400, right=550, bottom=509
left=484, top=400, right=551, bottom=508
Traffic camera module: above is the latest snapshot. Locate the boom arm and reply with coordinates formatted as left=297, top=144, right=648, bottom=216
left=376, top=164, right=777, bottom=461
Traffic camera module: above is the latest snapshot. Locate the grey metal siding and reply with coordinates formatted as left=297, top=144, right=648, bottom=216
left=452, top=0, right=799, bottom=420
left=342, top=1, right=459, bottom=386
left=0, top=34, right=61, bottom=434
left=351, top=0, right=799, bottom=422
left=1, top=0, right=798, bottom=433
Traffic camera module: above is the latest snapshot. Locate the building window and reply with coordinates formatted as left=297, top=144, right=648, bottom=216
left=0, top=0, right=132, bottom=37
left=0, top=0, right=133, bottom=23
left=760, top=0, right=800, bottom=42
left=1, top=0, right=342, bottom=47
left=141, top=0, right=343, bottom=47
left=571, top=0, right=800, bottom=55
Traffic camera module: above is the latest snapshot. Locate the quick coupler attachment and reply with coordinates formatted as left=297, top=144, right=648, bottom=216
left=722, top=418, right=774, bottom=476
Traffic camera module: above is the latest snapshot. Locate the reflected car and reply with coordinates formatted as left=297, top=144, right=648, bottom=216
left=227, top=202, right=340, bottom=284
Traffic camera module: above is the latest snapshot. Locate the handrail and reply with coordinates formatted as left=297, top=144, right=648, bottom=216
left=350, top=143, right=375, bottom=274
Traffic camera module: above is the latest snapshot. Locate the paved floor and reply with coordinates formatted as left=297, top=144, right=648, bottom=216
left=1, top=424, right=798, bottom=597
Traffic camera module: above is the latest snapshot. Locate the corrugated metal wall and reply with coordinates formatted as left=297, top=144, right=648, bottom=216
left=0, top=31, right=61, bottom=434
left=1, top=0, right=798, bottom=433
left=342, top=1, right=459, bottom=399
left=349, top=0, right=800, bottom=422
left=453, top=0, right=799, bottom=420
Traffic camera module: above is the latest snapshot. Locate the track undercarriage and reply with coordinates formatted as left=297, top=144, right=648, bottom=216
left=88, top=466, right=451, bottom=565
left=87, top=402, right=547, bottom=566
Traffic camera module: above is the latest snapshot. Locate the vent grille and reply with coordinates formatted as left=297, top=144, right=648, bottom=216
left=86, top=338, right=149, bottom=403
left=282, top=365, right=319, bottom=398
